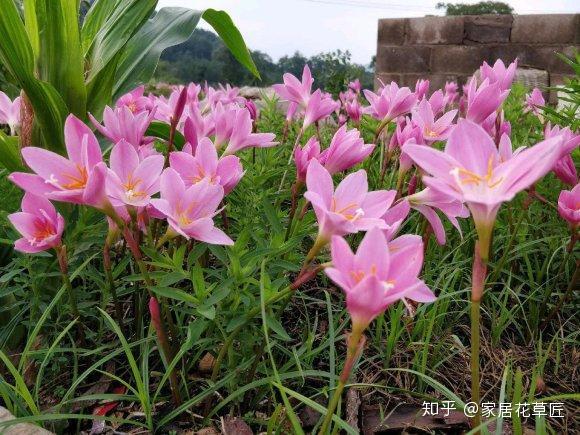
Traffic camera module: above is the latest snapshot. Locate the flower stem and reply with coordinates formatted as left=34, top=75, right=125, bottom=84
left=470, top=242, right=487, bottom=432
left=318, top=329, right=365, bottom=435
left=55, top=246, right=84, bottom=343
left=299, top=233, right=328, bottom=276
left=278, top=128, right=304, bottom=193
left=103, top=241, right=124, bottom=332
left=285, top=181, right=303, bottom=241
left=122, top=227, right=182, bottom=406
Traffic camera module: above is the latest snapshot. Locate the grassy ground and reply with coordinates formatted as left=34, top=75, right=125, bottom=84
left=0, top=87, right=578, bottom=434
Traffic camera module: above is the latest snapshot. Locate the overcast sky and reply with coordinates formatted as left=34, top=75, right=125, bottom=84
left=158, top=0, right=580, bottom=65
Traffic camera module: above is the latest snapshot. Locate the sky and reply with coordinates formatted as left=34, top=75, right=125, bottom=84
left=157, top=0, right=580, bottom=65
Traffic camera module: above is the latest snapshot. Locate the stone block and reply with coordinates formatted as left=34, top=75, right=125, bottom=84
left=398, top=73, right=465, bottom=91
left=514, top=68, right=549, bottom=89
left=528, top=46, right=578, bottom=74
left=406, top=16, right=464, bottom=45
left=374, top=73, right=402, bottom=90
left=378, top=18, right=407, bottom=45
left=487, top=44, right=535, bottom=66
left=431, top=45, right=491, bottom=74
left=376, top=45, right=431, bottom=73
left=464, top=14, right=513, bottom=43
left=511, top=14, right=579, bottom=44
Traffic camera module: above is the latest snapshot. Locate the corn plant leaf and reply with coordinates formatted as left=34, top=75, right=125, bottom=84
left=0, top=0, right=68, bottom=151
left=22, top=0, right=40, bottom=58
left=85, top=0, right=157, bottom=83
left=81, top=0, right=122, bottom=53
left=86, top=52, right=122, bottom=118
left=113, top=7, right=202, bottom=99
left=34, top=0, right=87, bottom=118
left=0, top=131, right=23, bottom=172
left=202, top=9, right=260, bottom=79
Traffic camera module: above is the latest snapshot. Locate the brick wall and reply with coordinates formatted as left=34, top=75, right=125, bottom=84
left=375, top=14, right=579, bottom=94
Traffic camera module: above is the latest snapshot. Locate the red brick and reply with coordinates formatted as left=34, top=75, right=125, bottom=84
left=376, top=45, right=431, bottom=73
left=464, top=15, right=512, bottom=44
left=378, top=18, right=407, bottom=45
left=431, top=45, right=491, bottom=74
left=405, top=16, right=464, bottom=45
left=511, top=14, right=579, bottom=44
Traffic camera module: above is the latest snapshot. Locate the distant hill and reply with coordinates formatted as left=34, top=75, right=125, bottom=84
left=155, top=29, right=374, bottom=95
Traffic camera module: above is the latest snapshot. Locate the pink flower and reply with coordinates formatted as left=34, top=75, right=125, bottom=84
left=480, top=59, right=518, bottom=91
left=412, top=99, right=457, bottom=143
left=465, top=77, right=509, bottom=124
left=524, top=88, right=545, bottom=117
left=90, top=105, right=156, bottom=149
left=294, top=137, right=321, bottom=183
left=345, top=99, right=363, bottom=123
left=554, top=155, right=578, bottom=186
left=8, top=193, right=64, bottom=253
left=404, top=119, right=564, bottom=260
left=414, top=79, right=430, bottom=100
left=319, top=126, right=374, bottom=174
left=302, top=89, right=340, bottom=129
left=106, top=139, right=164, bottom=207
left=443, top=81, right=459, bottom=107
left=363, top=82, right=417, bottom=122
left=545, top=123, right=580, bottom=185
left=116, top=86, right=150, bottom=114
left=325, top=227, right=436, bottom=330
left=10, top=115, right=108, bottom=207
left=245, top=99, right=259, bottom=121
left=407, top=188, right=469, bottom=245
left=380, top=199, right=411, bottom=241
left=181, top=109, right=214, bottom=154
left=286, top=101, right=298, bottom=122
left=304, top=160, right=393, bottom=242
left=427, top=90, right=445, bottom=115
left=348, top=79, right=362, bottom=94
left=390, top=117, right=423, bottom=174
left=206, top=83, right=245, bottom=109
left=151, top=168, right=233, bottom=245
left=170, top=137, right=243, bottom=194
left=219, top=107, right=277, bottom=156
left=0, top=92, right=21, bottom=136
left=558, top=184, right=580, bottom=227
left=272, top=65, right=314, bottom=107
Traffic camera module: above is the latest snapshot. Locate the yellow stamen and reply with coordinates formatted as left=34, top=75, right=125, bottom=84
left=61, top=165, right=88, bottom=190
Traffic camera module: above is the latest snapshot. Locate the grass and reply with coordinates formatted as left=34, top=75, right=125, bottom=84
left=0, top=85, right=578, bottom=434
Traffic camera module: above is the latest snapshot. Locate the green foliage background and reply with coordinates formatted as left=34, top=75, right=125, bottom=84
left=155, top=29, right=374, bottom=96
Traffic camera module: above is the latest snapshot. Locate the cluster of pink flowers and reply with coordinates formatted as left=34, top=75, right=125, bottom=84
left=8, top=83, right=278, bottom=252
left=274, top=58, right=579, bottom=334
left=273, top=65, right=340, bottom=130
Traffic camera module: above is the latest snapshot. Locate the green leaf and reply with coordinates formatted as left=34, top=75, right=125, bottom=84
left=86, top=0, right=157, bottom=83
left=0, top=131, right=23, bottom=171
left=35, top=0, right=87, bottom=118
left=86, top=51, right=122, bottom=118
left=149, top=286, right=198, bottom=305
left=23, top=0, right=40, bottom=58
left=196, top=304, right=215, bottom=320
left=146, top=121, right=185, bottom=148
left=81, top=0, right=122, bottom=53
left=202, top=9, right=260, bottom=79
left=0, top=0, right=69, bottom=151
left=113, top=7, right=202, bottom=98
